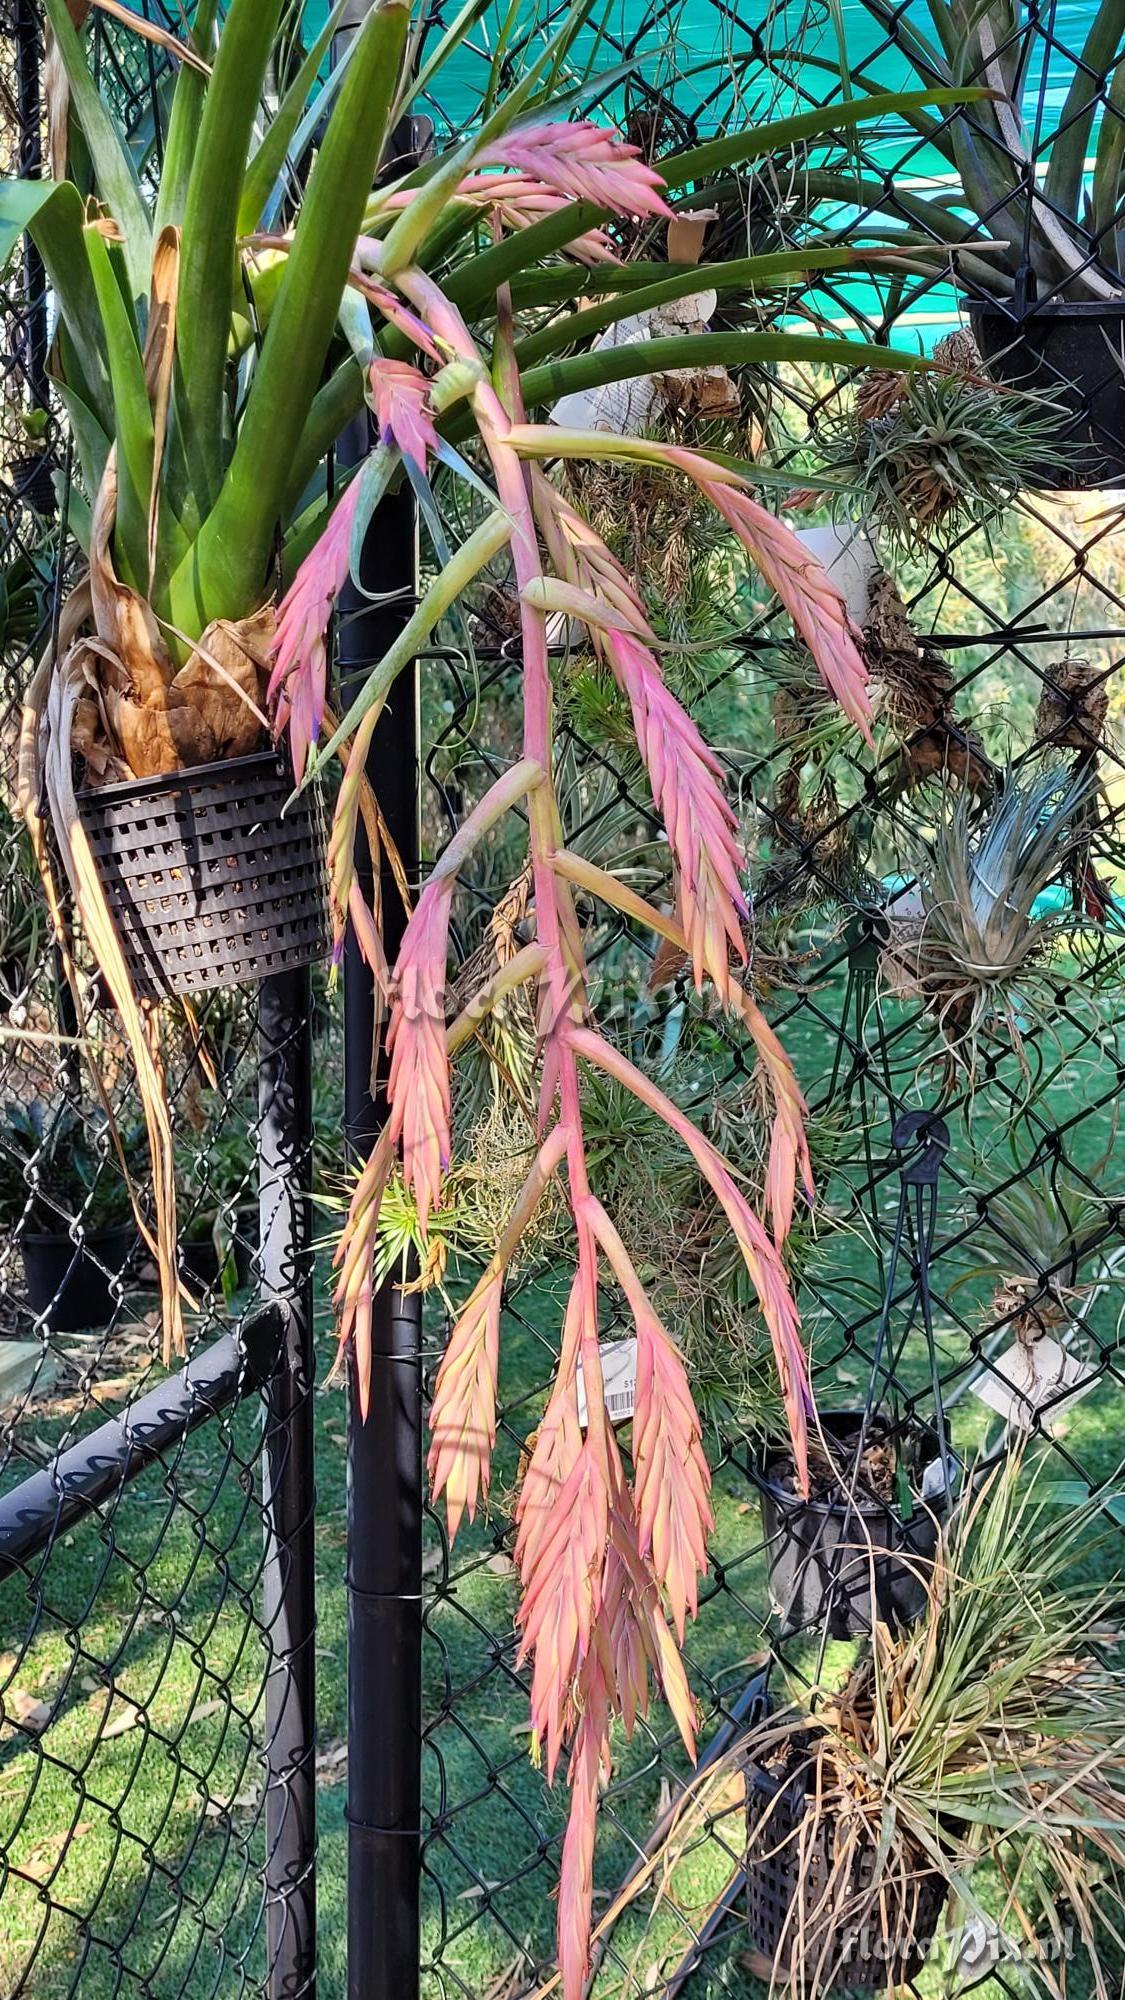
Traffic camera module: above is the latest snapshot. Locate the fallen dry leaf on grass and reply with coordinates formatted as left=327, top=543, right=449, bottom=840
left=98, top=1699, right=141, bottom=1740
left=4, top=1687, right=53, bottom=1734
left=21, top=1819, right=93, bottom=1882
left=205, top=1785, right=261, bottom=1819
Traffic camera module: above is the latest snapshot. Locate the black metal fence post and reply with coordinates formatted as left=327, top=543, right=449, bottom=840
left=337, top=296, right=423, bottom=2000
left=259, top=968, right=319, bottom=1999
left=13, top=0, right=48, bottom=417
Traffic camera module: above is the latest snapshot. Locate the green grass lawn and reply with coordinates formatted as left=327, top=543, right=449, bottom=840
left=0, top=959, right=1123, bottom=1999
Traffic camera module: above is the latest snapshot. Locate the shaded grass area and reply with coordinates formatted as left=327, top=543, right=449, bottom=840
left=0, top=970, right=1121, bottom=1997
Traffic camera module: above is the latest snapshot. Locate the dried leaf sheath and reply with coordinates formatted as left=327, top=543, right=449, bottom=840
left=35, top=641, right=186, bottom=1359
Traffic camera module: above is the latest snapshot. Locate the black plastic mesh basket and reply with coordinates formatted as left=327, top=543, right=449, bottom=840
left=76, top=749, right=329, bottom=997
left=746, top=1755, right=948, bottom=1989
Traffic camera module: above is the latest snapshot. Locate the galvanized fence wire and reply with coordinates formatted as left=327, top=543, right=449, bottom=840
left=412, top=17, right=1125, bottom=2000
left=0, top=8, right=328, bottom=1995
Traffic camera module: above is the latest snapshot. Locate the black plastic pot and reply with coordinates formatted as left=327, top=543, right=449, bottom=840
left=969, top=297, right=1125, bottom=489
left=7, top=451, right=56, bottom=516
left=76, top=750, right=329, bottom=999
left=757, top=1411, right=948, bottom=1640
left=746, top=1751, right=948, bottom=1988
left=20, top=1223, right=136, bottom=1333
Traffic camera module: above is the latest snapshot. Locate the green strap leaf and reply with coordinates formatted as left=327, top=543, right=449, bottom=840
left=0, top=179, right=113, bottom=428
left=513, top=329, right=930, bottom=417
left=55, top=380, right=111, bottom=507
left=174, top=0, right=412, bottom=632
left=84, top=225, right=154, bottom=580
left=153, top=0, right=219, bottom=236
left=511, top=245, right=939, bottom=371
left=176, top=0, right=287, bottom=507
left=41, top=0, right=151, bottom=307
left=661, top=87, right=994, bottom=190
left=1044, top=0, right=1125, bottom=221
left=1093, top=52, right=1125, bottom=253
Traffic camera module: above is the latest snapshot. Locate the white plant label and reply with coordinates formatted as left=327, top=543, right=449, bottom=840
left=971, top=1334, right=1097, bottom=1429
left=576, top=1337, right=637, bottom=1429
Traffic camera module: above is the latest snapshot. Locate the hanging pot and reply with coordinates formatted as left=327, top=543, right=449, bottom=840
left=7, top=451, right=56, bottom=517
left=968, top=297, right=1125, bottom=490
left=20, top=1222, right=136, bottom=1334
left=76, top=750, right=329, bottom=999
left=746, top=1747, right=948, bottom=1989
left=756, top=1409, right=949, bottom=1639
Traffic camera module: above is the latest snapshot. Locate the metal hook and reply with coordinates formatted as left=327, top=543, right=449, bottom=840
left=893, top=1109, right=950, bottom=1186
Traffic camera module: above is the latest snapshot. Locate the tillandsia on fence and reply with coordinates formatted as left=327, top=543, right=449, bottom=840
left=0, top=0, right=998, bottom=1984
left=621, top=1451, right=1125, bottom=2000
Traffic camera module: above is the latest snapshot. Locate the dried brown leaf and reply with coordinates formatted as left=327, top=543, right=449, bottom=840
left=106, top=686, right=218, bottom=775
left=88, top=454, right=171, bottom=704
left=170, top=608, right=273, bottom=761
left=100, top=1700, right=141, bottom=1740
left=7, top=1688, right=52, bottom=1733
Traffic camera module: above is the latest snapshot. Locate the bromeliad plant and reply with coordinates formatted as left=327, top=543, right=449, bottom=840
left=1, top=0, right=978, bottom=1362
left=620, top=1450, right=1125, bottom=2000
left=2, top=0, right=990, bottom=1980
left=804, top=0, right=1125, bottom=301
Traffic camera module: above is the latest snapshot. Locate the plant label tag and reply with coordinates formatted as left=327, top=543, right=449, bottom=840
left=576, top=1337, right=637, bottom=1429
left=921, top=1453, right=956, bottom=1504
left=971, top=1335, right=1097, bottom=1429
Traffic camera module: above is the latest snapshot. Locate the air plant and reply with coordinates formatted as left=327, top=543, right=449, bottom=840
left=1035, top=659, right=1111, bottom=762
left=956, top=1161, right=1115, bottom=1344
left=813, top=361, right=1070, bottom=549
left=806, top=0, right=1125, bottom=302
left=1, top=0, right=974, bottom=1366
left=861, top=564, right=993, bottom=797
left=619, top=1450, right=1125, bottom=2000
left=880, top=761, right=1103, bottom=1068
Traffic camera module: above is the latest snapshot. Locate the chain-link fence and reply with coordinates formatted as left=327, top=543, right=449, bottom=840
left=4, top=1, right=1125, bottom=1996
left=412, top=11, right=1125, bottom=1997
left=0, top=7, right=323, bottom=1994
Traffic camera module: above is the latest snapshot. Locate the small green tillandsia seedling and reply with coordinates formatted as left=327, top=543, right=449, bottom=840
left=604, top=1448, right=1125, bottom=2000
left=0, top=0, right=984, bottom=1361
